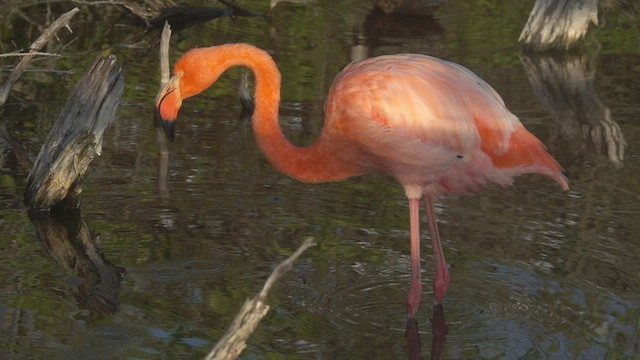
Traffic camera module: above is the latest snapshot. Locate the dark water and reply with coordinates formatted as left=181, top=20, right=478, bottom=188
left=1, top=0, right=639, bottom=358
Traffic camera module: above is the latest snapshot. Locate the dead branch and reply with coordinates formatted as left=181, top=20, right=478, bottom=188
left=204, top=237, right=316, bottom=360
left=0, top=51, right=61, bottom=58
left=155, top=21, right=171, bottom=196
left=0, top=7, right=79, bottom=107
left=159, top=21, right=171, bottom=86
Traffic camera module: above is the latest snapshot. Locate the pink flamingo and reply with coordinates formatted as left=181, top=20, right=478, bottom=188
left=156, top=43, right=568, bottom=317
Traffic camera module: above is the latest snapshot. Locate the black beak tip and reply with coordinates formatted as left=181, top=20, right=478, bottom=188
left=154, top=107, right=176, bottom=142
left=163, top=119, right=176, bottom=142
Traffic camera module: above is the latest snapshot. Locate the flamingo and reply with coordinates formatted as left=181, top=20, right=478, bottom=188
left=155, top=43, right=568, bottom=317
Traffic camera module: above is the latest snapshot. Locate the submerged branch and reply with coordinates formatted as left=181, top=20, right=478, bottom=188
left=204, top=237, right=316, bottom=360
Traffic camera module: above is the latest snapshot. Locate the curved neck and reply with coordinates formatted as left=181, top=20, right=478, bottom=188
left=193, top=44, right=365, bottom=183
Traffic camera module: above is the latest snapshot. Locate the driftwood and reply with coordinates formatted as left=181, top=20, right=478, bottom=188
left=28, top=209, right=126, bottom=314
left=519, top=0, right=598, bottom=51
left=24, top=55, right=124, bottom=210
left=521, top=52, right=625, bottom=166
left=205, top=237, right=316, bottom=360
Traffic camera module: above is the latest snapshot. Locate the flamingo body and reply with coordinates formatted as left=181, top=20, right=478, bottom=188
left=323, top=54, right=567, bottom=198
left=156, top=43, right=568, bottom=317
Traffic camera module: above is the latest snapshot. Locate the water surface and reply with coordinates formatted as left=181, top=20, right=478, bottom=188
left=0, top=0, right=639, bottom=358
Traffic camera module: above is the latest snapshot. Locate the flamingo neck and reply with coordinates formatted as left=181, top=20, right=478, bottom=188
left=198, top=44, right=364, bottom=183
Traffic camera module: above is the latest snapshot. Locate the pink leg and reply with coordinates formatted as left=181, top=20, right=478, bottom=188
left=424, top=198, right=450, bottom=304
left=406, top=198, right=423, bottom=317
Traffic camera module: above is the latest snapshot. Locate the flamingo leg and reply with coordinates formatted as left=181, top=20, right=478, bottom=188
left=424, top=198, right=450, bottom=305
left=407, top=197, right=423, bottom=317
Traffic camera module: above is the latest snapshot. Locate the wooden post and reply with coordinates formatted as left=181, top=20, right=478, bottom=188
left=24, top=55, right=124, bottom=210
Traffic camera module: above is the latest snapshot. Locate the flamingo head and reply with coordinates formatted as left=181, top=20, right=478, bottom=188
left=155, top=73, right=183, bottom=141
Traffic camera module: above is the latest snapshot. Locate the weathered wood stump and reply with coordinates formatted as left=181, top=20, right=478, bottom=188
left=519, top=0, right=598, bottom=51
left=24, top=55, right=124, bottom=210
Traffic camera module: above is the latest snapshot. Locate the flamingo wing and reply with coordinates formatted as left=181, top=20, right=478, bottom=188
left=325, top=54, right=568, bottom=196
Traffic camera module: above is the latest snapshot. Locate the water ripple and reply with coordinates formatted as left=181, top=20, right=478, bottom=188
left=441, top=260, right=640, bottom=358
left=285, top=252, right=639, bottom=358
left=129, top=259, right=225, bottom=283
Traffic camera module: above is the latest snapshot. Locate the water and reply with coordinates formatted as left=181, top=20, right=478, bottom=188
left=1, top=0, right=639, bottom=358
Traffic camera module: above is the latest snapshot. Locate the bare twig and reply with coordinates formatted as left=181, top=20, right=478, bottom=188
left=156, top=21, right=171, bottom=196
left=159, top=21, right=172, bottom=86
left=0, top=7, right=79, bottom=107
left=204, top=237, right=316, bottom=360
left=258, top=237, right=315, bottom=300
left=0, top=52, right=61, bottom=58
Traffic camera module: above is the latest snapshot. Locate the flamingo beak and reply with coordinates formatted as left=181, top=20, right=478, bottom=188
left=159, top=112, right=176, bottom=142
left=155, top=76, right=182, bottom=141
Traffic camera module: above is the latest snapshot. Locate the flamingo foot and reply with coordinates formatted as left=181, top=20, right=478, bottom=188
left=432, top=263, right=450, bottom=305
left=407, top=280, right=423, bottom=318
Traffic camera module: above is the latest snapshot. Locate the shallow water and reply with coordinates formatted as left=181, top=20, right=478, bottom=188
left=1, top=0, right=639, bottom=358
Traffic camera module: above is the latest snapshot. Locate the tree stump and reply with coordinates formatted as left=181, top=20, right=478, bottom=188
left=24, top=55, right=124, bottom=210
left=519, top=0, right=598, bottom=51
